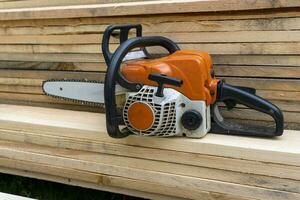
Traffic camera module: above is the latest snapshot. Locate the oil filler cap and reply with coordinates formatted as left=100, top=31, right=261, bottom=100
left=181, top=110, right=202, bottom=130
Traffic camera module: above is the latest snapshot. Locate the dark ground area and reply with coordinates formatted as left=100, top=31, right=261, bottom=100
left=0, top=173, right=145, bottom=200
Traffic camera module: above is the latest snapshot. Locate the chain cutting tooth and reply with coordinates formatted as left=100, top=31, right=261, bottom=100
left=43, top=79, right=106, bottom=107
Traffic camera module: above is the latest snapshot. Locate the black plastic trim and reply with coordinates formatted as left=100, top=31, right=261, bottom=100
left=101, top=24, right=142, bottom=66
left=211, top=81, right=284, bottom=137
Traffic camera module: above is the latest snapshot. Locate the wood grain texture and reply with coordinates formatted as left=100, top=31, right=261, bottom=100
left=0, top=104, right=298, bottom=167
left=1, top=31, right=300, bottom=43
left=1, top=13, right=300, bottom=35
left=0, top=0, right=154, bottom=9
left=0, top=43, right=300, bottom=55
left=0, top=0, right=300, bottom=21
left=0, top=1, right=299, bottom=199
left=0, top=163, right=187, bottom=200
left=1, top=141, right=300, bottom=194
left=0, top=141, right=299, bottom=200
left=0, top=105, right=299, bottom=199
left=0, top=164, right=252, bottom=200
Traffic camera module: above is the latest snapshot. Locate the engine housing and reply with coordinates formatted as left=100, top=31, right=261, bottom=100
left=123, top=86, right=210, bottom=138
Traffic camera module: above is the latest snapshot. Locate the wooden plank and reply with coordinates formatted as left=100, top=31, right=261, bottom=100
left=0, top=92, right=95, bottom=106
left=0, top=24, right=108, bottom=35
left=1, top=125, right=299, bottom=182
left=0, top=61, right=60, bottom=70
left=257, top=90, right=300, bottom=101
left=0, top=34, right=101, bottom=44
left=224, top=100, right=300, bottom=113
left=0, top=0, right=149, bottom=9
left=0, top=163, right=252, bottom=200
left=181, top=43, right=300, bottom=55
left=214, top=65, right=300, bottom=78
left=0, top=104, right=298, bottom=167
left=143, top=17, right=300, bottom=33
left=2, top=18, right=298, bottom=36
left=0, top=62, right=106, bottom=71
left=0, top=53, right=102, bottom=62
left=0, top=77, right=41, bottom=86
left=1, top=140, right=300, bottom=200
left=0, top=42, right=300, bottom=54
left=0, top=69, right=103, bottom=79
left=212, top=55, right=300, bottom=66
left=0, top=0, right=299, bottom=21
left=0, top=92, right=73, bottom=104
left=1, top=31, right=300, bottom=44
left=221, top=108, right=300, bottom=123
left=0, top=99, right=101, bottom=112
left=0, top=44, right=100, bottom=54
left=271, top=100, right=300, bottom=112
left=2, top=9, right=300, bottom=30
left=1, top=141, right=300, bottom=194
left=0, top=54, right=298, bottom=67
left=150, top=31, right=300, bottom=43
left=226, top=119, right=300, bottom=130
left=225, top=78, right=300, bottom=92
left=0, top=85, right=41, bottom=94
left=0, top=164, right=188, bottom=200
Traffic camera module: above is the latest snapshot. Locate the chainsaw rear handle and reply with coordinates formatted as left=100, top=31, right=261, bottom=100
left=104, top=36, right=180, bottom=138
left=212, top=81, right=284, bottom=137
left=102, top=24, right=143, bottom=66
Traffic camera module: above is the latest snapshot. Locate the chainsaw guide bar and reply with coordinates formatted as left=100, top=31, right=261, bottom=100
left=42, top=79, right=105, bottom=107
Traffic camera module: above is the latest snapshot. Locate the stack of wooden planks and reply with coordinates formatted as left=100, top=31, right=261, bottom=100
left=0, top=1, right=299, bottom=199
left=0, top=0, right=298, bottom=129
left=0, top=104, right=299, bottom=200
left=0, top=0, right=154, bottom=9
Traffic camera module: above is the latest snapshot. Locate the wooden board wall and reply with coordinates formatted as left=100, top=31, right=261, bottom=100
left=0, top=0, right=157, bottom=9
left=0, top=0, right=298, bottom=129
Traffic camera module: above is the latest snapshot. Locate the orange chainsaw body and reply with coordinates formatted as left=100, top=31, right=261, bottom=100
left=101, top=24, right=284, bottom=138
left=121, top=50, right=219, bottom=105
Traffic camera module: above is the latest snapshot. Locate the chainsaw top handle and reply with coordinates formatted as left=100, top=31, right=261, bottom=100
left=104, top=36, right=180, bottom=138
left=102, top=24, right=143, bottom=66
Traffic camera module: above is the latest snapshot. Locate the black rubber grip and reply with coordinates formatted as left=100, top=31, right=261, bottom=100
left=102, top=24, right=142, bottom=66
left=212, top=81, right=284, bottom=137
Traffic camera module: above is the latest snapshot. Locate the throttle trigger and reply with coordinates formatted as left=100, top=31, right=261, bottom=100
left=223, top=99, right=237, bottom=110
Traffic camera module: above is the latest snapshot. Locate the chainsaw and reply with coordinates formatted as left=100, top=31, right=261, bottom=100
left=43, top=24, right=284, bottom=138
